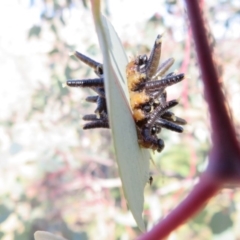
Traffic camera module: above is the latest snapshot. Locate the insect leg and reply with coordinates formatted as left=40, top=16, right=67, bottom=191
left=146, top=99, right=179, bottom=127
left=85, top=96, right=98, bottom=103
left=83, top=120, right=109, bottom=129
left=143, top=73, right=184, bottom=91
left=162, top=111, right=187, bottom=125
left=152, top=58, right=175, bottom=80
left=67, top=78, right=104, bottom=88
left=144, top=35, right=163, bottom=78
left=82, top=114, right=99, bottom=121
left=95, top=97, right=107, bottom=115
left=74, top=51, right=103, bottom=77
left=154, top=118, right=184, bottom=133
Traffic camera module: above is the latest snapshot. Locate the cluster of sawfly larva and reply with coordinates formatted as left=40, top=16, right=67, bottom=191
left=67, top=35, right=186, bottom=153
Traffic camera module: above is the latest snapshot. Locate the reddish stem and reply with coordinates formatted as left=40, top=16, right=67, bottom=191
left=185, top=1, right=240, bottom=179
left=185, top=1, right=240, bottom=154
left=139, top=176, right=220, bottom=240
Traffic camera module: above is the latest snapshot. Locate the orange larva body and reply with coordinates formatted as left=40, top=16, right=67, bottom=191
left=129, top=90, right=150, bottom=121
left=126, top=60, right=149, bottom=122
left=126, top=60, right=146, bottom=91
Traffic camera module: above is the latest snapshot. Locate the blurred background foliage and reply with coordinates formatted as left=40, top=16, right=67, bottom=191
left=0, top=0, right=240, bottom=239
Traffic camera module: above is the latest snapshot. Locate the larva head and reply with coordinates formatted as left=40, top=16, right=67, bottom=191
left=94, top=64, right=104, bottom=77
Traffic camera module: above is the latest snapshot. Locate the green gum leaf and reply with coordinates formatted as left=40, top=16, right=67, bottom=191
left=91, top=0, right=150, bottom=232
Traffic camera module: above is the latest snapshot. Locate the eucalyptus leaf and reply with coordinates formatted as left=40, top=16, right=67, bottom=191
left=90, top=0, right=150, bottom=231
